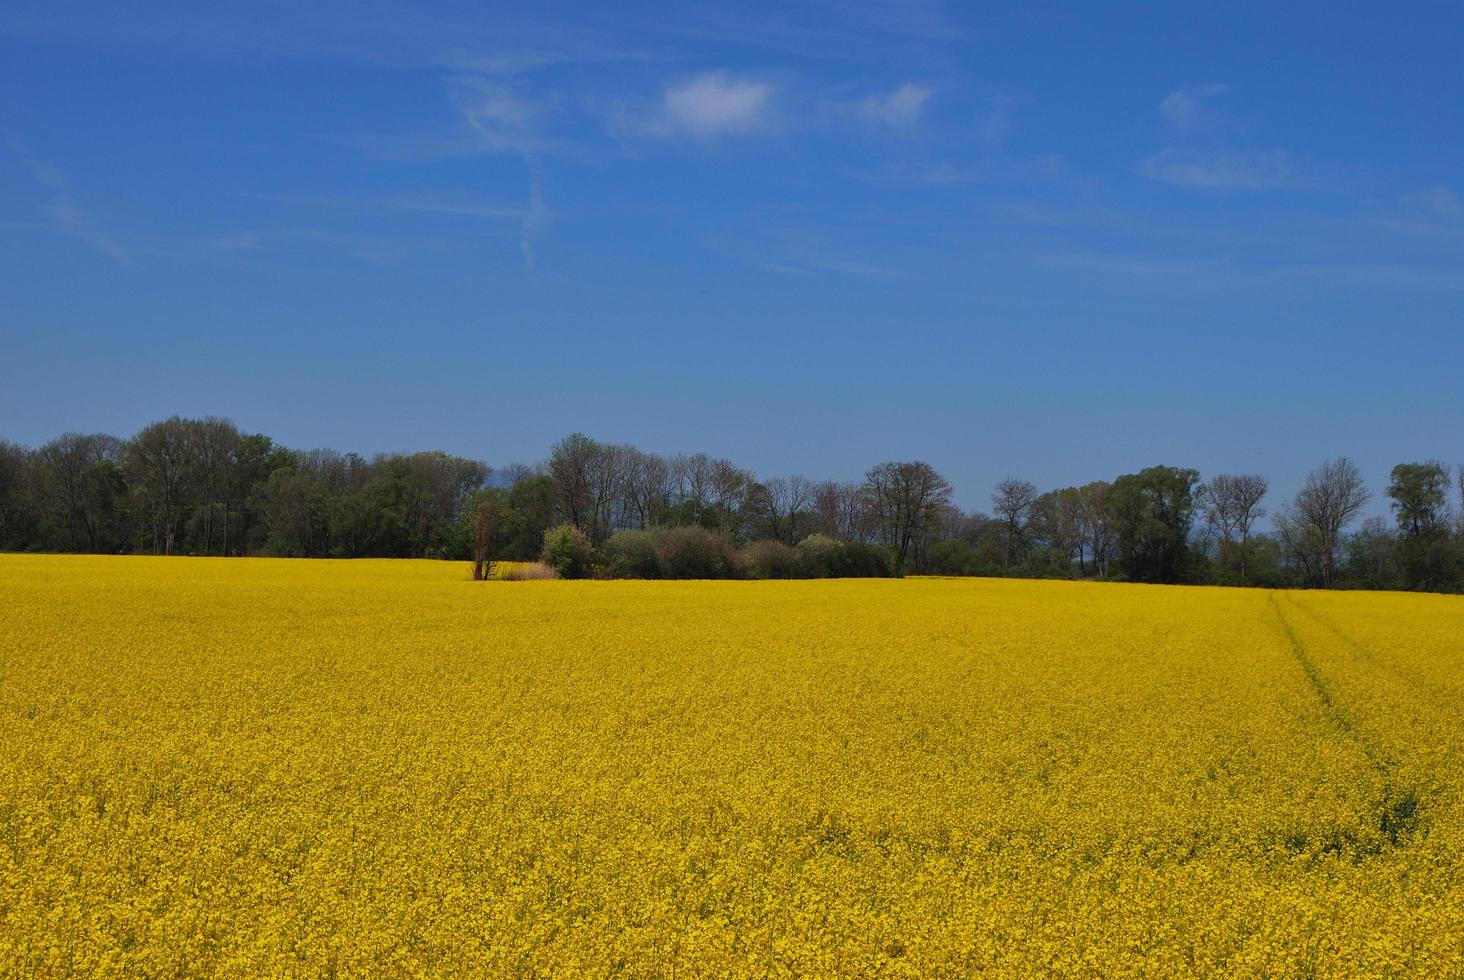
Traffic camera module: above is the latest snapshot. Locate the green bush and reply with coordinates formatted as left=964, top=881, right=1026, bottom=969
left=742, top=539, right=798, bottom=579
left=1017, top=547, right=1077, bottom=580
left=842, top=541, right=895, bottom=578
left=794, top=533, right=844, bottom=577
left=603, top=530, right=662, bottom=579
left=541, top=523, right=595, bottom=579
left=791, top=535, right=895, bottom=578
left=657, top=526, right=740, bottom=579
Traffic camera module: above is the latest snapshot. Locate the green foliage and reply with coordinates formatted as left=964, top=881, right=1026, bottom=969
left=603, top=530, right=662, bottom=579
left=541, top=523, right=595, bottom=579
left=793, top=533, right=845, bottom=577
left=742, top=539, right=798, bottom=579
left=1109, top=466, right=1201, bottom=584
left=656, top=526, right=740, bottom=579
left=1388, top=462, right=1459, bottom=591
left=841, top=542, right=895, bottom=578
left=1017, top=547, right=1076, bottom=580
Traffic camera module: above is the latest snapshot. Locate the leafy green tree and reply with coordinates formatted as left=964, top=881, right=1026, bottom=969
left=1388, top=461, right=1459, bottom=591
left=542, top=523, right=595, bottom=578
left=1109, top=466, right=1201, bottom=583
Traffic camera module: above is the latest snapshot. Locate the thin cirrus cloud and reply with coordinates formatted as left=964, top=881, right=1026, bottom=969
left=857, top=83, right=934, bottom=128
left=1143, top=84, right=1299, bottom=191
left=6, top=138, right=130, bottom=261
left=614, top=71, right=774, bottom=142
left=1158, top=83, right=1230, bottom=128
left=1138, top=147, right=1298, bottom=191
left=449, top=77, right=558, bottom=156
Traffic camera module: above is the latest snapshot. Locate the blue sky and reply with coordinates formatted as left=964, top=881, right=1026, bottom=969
left=2, top=2, right=1461, bottom=513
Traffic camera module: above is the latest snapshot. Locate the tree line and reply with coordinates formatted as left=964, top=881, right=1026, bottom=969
left=2, top=416, right=1462, bottom=590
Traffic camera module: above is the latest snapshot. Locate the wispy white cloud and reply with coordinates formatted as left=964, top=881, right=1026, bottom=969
left=1158, top=83, right=1230, bottom=128
left=1138, top=147, right=1298, bottom=191
left=662, top=72, right=772, bottom=136
left=6, top=139, right=129, bottom=260
left=852, top=154, right=1063, bottom=186
left=273, top=185, right=551, bottom=270
left=1402, top=186, right=1462, bottom=222
left=449, top=76, right=561, bottom=155
left=1369, top=186, right=1464, bottom=239
left=857, top=83, right=933, bottom=128
left=614, top=71, right=774, bottom=142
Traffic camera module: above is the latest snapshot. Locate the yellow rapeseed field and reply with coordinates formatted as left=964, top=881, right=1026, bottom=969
left=2, top=555, right=1463, bottom=976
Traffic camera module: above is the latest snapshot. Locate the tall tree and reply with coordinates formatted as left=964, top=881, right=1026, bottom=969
left=1073, top=481, right=1116, bottom=578
left=707, top=459, right=753, bottom=537
left=547, top=433, right=599, bottom=534
left=1109, top=466, right=1201, bottom=583
left=621, top=448, right=673, bottom=529
left=749, top=475, right=813, bottom=545
left=1387, top=461, right=1457, bottom=590
left=1289, top=457, right=1369, bottom=587
left=1031, top=487, right=1083, bottom=571
left=127, top=417, right=191, bottom=555
left=812, top=480, right=871, bottom=542
left=585, top=442, right=627, bottom=546
left=991, top=478, right=1039, bottom=567
left=186, top=417, right=241, bottom=555
left=864, top=461, right=953, bottom=574
left=1201, top=473, right=1268, bottom=585
left=34, top=433, right=126, bottom=551
left=0, top=440, right=35, bottom=549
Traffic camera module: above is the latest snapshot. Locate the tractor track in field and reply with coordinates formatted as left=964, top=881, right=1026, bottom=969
left=1267, top=592, right=1390, bottom=773
left=1283, top=594, right=1459, bottom=705
left=1267, top=592, right=1426, bottom=854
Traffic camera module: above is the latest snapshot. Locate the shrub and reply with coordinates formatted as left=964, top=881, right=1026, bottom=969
left=794, top=534, right=846, bottom=578
left=1018, top=548, right=1077, bottom=580
left=742, top=539, right=798, bottom=579
left=843, top=542, right=895, bottom=578
left=603, top=530, right=662, bottom=579
left=541, top=524, right=595, bottom=579
left=657, top=526, right=740, bottom=579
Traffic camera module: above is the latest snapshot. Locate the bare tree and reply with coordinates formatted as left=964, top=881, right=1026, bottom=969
left=127, top=417, right=192, bottom=555
left=547, top=433, right=598, bottom=533
left=34, top=433, right=124, bottom=551
left=672, top=452, right=714, bottom=513
left=499, top=462, right=541, bottom=487
left=991, top=477, right=1039, bottom=567
left=864, top=461, right=953, bottom=574
left=1073, top=481, right=1115, bottom=577
left=1291, top=457, right=1369, bottom=586
left=1201, top=473, right=1268, bottom=584
left=812, top=480, right=871, bottom=541
left=708, top=458, right=753, bottom=536
left=1031, top=487, right=1082, bottom=570
left=0, top=440, right=28, bottom=546
left=1457, top=464, right=1464, bottom=536
left=621, top=448, right=673, bottom=530
left=586, top=443, right=628, bottom=545
left=186, top=417, right=242, bottom=555
left=750, top=475, right=813, bottom=544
